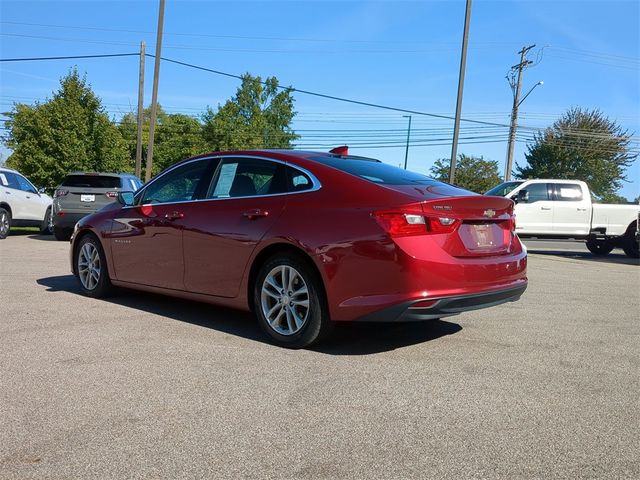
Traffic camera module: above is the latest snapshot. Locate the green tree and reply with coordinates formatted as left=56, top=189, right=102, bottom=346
left=516, top=107, right=636, bottom=198
left=3, top=69, right=129, bottom=188
left=202, top=73, right=298, bottom=150
left=118, top=106, right=207, bottom=176
left=430, top=154, right=502, bottom=193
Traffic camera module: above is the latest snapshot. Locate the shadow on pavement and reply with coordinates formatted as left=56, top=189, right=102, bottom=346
left=27, top=234, right=58, bottom=242
left=527, top=248, right=639, bottom=266
left=36, top=274, right=463, bottom=355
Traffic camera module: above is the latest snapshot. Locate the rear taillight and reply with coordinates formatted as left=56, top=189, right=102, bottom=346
left=373, top=207, right=459, bottom=237
left=105, top=191, right=118, bottom=198
left=54, top=189, right=68, bottom=197
left=374, top=211, right=426, bottom=237
left=426, top=217, right=459, bottom=234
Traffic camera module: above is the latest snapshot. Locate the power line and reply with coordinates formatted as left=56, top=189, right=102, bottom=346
left=0, top=52, right=139, bottom=62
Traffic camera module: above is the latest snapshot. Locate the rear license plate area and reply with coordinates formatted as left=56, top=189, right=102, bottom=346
left=458, top=222, right=508, bottom=253
left=81, top=194, right=95, bottom=202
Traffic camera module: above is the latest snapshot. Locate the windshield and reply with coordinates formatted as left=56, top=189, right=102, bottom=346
left=485, top=181, right=523, bottom=197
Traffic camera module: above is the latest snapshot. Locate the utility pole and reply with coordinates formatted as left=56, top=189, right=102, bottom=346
left=449, top=0, right=472, bottom=184
left=403, top=115, right=412, bottom=170
left=505, top=44, right=535, bottom=181
left=135, top=41, right=145, bottom=179
left=145, top=0, right=165, bottom=182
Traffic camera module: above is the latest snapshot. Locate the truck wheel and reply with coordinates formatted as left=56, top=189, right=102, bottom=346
left=586, top=238, right=614, bottom=256
left=622, top=227, right=639, bottom=259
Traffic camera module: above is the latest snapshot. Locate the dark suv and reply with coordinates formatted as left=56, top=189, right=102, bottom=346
left=53, top=172, right=143, bottom=240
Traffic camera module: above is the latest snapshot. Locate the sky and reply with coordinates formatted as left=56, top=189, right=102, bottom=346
left=1, top=0, right=639, bottom=199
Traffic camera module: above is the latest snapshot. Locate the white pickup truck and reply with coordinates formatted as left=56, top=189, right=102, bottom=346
left=486, top=179, right=639, bottom=258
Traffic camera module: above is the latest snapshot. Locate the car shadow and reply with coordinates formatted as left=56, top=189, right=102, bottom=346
left=36, top=274, right=463, bottom=355
left=27, top=233, right=58, bottom=242
left=527, top=248, right=639, bottom=266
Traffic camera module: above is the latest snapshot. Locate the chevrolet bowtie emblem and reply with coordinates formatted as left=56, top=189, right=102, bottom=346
left=483, top=209, right=496, bottom=218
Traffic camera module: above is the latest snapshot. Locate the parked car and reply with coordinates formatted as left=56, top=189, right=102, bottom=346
left=0, top=166, right=53, bottom=239
left=485, top=179, right=639, bottom=258
left=70, top=149, right=528, bottom=348
left=53, top=172, right=143, bottom=241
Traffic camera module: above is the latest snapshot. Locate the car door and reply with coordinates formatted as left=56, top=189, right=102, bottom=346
left=511, top=182, right=554, bottom=235
left=1, top=171, right=30, bottom=220
left=14, top=173, right=47, bottom=221
left=551, top=183, right=591, bottom=235
left=183, top=156, right=289, bottom=298
left=109, top=158, right=216, bottom=290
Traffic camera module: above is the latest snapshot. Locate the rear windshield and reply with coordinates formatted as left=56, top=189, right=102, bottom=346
left=311, top=155, right=441, bottom=186
left=62, top=175, right=121, bottom=188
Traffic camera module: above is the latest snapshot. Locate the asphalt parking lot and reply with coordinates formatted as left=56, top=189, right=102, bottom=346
left=1, top=233, right=638, bottom=479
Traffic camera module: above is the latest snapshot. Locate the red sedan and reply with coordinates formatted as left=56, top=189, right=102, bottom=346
left=70, top=149, right=527, bottom=348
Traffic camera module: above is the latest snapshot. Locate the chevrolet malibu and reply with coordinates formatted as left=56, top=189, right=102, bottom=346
left=70, top=149, right=527, bottom=348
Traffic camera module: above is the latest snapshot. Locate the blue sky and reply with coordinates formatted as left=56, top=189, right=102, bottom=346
left=1, top=0, right=638, bottom=198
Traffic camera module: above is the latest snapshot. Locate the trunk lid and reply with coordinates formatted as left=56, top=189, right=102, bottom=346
left=421, top=196, right=516, bottom=257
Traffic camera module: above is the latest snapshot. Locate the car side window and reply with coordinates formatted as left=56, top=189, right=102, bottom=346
left=141, top=160, right=211, bottom=204
left=554, top=183, right=583, bottom=201
left=15, top=174, right=37, bottom=194
left=524, top=183, right=550, bottom=202
left=0, top=172, right=16, bottom=189
left=287, top=167, right=313, bottom=192
left=208, top=158, right=286, bottom=199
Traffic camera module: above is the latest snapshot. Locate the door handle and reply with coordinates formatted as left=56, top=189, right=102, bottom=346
left=577, top=208, right=587, bottom=211
left=243, top=209, right=269, bottom=220
left=540, top=207, right=551, bottom=211
left=164, top=211, right=184, bottom=221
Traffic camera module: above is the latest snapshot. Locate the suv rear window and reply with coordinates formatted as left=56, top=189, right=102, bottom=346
left=62, top=175, right=121, bottom=188
left=311, top=155, right=440, bottom=186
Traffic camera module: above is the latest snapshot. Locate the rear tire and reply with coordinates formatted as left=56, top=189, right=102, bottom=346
left=0, top=207, right=10, bottom=239
left=40, top=208, right=53, bottom=234
left=74, top=234, right=113, bottom=298
left=586, top=238, right=614, bottom=256
left=253, top=253, right=332, bottom=348
left=54, top=226, right=72, bottom=241
left=622, top=226, right=639, bottom=259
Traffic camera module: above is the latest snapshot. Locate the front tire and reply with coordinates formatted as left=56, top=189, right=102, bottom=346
left=74, top=234, right=113, bottom=298
left=0, top=207, right=10, bottom=239
left=253, top=254, right=332, bottom=348
left=586, top=238, right=614, bottom=256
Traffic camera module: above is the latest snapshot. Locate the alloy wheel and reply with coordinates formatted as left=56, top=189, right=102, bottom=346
left=260, top=265, right=310, bottom=335
left=0, top=210, right=8, bottom=237
left=78, top=242, right=101, bottom=290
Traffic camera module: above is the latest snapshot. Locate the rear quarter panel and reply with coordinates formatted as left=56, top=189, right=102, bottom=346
left=591, top=203, right=639, bottom=236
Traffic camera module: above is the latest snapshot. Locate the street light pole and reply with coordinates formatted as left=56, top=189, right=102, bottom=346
left=403, top=115, right=412, bottom=170
left=449, top=0, right=473, bottom=184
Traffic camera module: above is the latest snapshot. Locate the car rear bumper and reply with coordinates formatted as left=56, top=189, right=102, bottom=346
left=354, top=283, right=527, bottom=322
left=53, top=212, right=88, bottom=229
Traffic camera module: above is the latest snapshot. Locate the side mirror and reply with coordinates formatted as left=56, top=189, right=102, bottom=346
left=37, top=187, right=47, bottom=194
left=516, top=189, right=529, bottom=204
left=117, top=191, right=135, bottom=206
